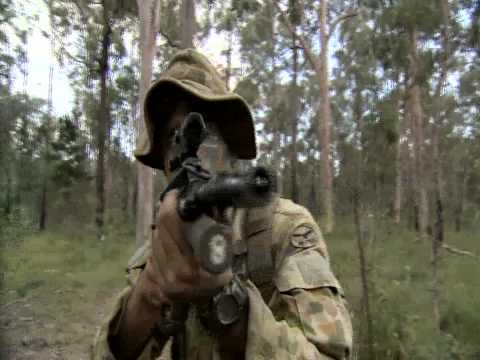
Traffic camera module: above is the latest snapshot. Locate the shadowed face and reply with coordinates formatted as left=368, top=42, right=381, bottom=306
left=162, top=101, right=190, bottom=179
left=162, top=102, right=235, bottom=180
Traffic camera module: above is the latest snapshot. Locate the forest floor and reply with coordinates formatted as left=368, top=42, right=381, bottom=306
left=0, top=284, right=110, bottom=359
left=0, top=228, right=136, bottom=360
left=1, top=220, right=479, bottom=359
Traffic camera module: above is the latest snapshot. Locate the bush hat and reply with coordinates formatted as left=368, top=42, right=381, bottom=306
left=134, top=48, right=256, bottom=170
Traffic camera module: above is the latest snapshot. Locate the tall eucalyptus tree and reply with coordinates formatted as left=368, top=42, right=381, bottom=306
left=135, top=0, right=160, bottom=246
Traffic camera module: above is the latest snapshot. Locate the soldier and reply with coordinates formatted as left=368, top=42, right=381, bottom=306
left=92, top=49, right=353, bottom=360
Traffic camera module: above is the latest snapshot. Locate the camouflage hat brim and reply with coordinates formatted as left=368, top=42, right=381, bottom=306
left=135, top=76, right=257, bottom=170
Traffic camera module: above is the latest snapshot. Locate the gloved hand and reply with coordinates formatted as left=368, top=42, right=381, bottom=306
left=137, top=189, right=233, bottom=309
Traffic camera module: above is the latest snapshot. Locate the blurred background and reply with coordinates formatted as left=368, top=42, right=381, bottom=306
left=0, top=0, right=479, bottom=359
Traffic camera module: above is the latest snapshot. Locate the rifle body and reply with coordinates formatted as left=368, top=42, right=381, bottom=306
left=161, top=113, right=275, bottom=273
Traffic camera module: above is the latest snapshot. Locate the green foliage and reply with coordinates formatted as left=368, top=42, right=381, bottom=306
left=161, top=1, right=180, bottom=45
left=328, top=222, right=480, bottom=359
left=468, top=1, right=480, bottom=52
left=288, top=0, right=303, bottom=26
left=234, top=77, right=260, bottom=106
left=376, top=100, right=400, bottom=145
left=232, top=0, right=260, bottom=17
left=459, top=62, right=480, bottom=105
left=0, top=207, right=36, bottom=246
left=1, top=226, right=135, bottom=305
left=50, top=116, right=89, bottom=190
left=375, top=0, right=441, bottom=34
left=0, top=89, right=46, bottom=218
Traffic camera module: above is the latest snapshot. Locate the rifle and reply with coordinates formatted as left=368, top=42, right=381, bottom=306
left=160, top=112, right=275, bottom=274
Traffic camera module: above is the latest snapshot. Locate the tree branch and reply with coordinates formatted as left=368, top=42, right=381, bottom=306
left=62, top=47, right=89, bottom=65
left=271, top=0, right=319, bottom=72
left=153, top=0, right=161, bottom=33
left=51, top=28, right=90, bottom=65
left=328, top=10, right=358, bottom=39
left=434, top=0, right=452, bottom=99
left=71, top=0, right=94, bottom=25
left=158, top=28, right=180, bottom=48
left=442, top=244, right=478, bottom=259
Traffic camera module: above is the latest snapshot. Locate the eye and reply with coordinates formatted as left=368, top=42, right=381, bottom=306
left=167, top=128, right=178, bottom=144
left=174, top=129, right=181, bottom=144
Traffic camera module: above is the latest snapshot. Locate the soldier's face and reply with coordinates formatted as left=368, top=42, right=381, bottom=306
left=163, top=102, right=190, bottom=179
left=196, top=122, right=235, bottom=174
left=163, top=102, right=235, bottom=180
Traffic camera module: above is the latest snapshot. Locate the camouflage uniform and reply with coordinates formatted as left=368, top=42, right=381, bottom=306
left=92, top=197, right=352, bottom=359
left=92, top=49, right=353, bottom=359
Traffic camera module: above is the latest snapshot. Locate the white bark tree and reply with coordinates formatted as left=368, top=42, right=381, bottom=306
left=273, top=0, right=356, bottom=233
left=135, top=0, right=161, bottom=246
left=180, top=0, right=196, bottom=49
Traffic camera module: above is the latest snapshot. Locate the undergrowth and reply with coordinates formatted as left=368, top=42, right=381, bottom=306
left=1, top=220, right=479, bottom=359
left=327, top=220, right=480, bottom=359
left=1, top=224, right=136, bottom=323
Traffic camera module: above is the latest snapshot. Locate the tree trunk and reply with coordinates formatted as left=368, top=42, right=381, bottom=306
left=353, top=192, right=374, bottom=359
left=39, top=179, right=47, bottom=231
left=307, top=158, right=319, bottom=217
left=317, top=0, right=334, bottom=233
left=121, top=168, right=130, bottom=222
left=268, top=7, right=282, bottom=196
left=406, top=27, right=429, bottom=239
left=431, top=120, right=443, bottom=329
left=431, top=0, right=451, bottom=330
left=128, top=167, right=136, bottom=222
left=5, top=166, right=12, bottom=215
left=225, top=11, right=233, bottom=91
left=38, top=3, right=55, bottom=232
left=135, top=0, right=160, bottom=246
left=352, top=78, right=375, bottom=359
left=393, top=81, right=404, bottom=225
left=105, top=149, right=113, bottom=220
left=96, top=8, right=112, bottom=236
left=180, top=0, right=196, bottom=49
left=272, top=0, right=353, bottom=231
left=393, top=128, right=403, bottom=225
left=290, top=32, right=299, bottom=203
left=454, top=163, right=468, bottom=232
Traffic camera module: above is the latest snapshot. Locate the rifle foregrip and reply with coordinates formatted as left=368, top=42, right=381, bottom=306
left=186, top=215, right=232, bottom=274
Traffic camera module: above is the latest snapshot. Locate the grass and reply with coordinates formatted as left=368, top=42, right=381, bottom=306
left=1, top=226, right=136, bottom=325
left=326, top=219, right=480, bottom=359
left=1, top=220, right=479, bottom=359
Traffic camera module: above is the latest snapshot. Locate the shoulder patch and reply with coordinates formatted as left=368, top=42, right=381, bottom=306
left=291, top=224, right=318, bottom=249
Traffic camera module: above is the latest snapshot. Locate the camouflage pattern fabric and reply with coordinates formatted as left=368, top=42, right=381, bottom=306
left=92, top=199, right=353, bottom=360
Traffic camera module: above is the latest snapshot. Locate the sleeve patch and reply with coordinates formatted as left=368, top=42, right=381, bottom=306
left=274, top=249, right=342, bottom=294
left=291, top=225, right=318, bottom=249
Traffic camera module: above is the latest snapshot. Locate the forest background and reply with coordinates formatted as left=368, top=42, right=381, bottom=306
left=1, top=0, right=479, bottom=359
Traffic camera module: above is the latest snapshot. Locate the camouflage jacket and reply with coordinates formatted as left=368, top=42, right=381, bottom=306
left=92, top=198, right=353, bottom=360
